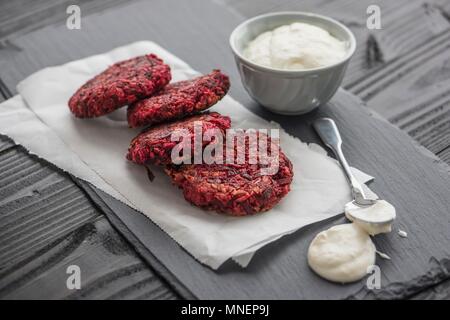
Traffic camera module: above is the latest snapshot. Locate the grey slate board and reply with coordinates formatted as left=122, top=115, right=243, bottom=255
left=1, top=0, right=450, bottom=299
left=80, top=91, right=450, bottom=300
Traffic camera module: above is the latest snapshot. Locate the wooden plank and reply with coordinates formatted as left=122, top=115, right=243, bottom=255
left=0, top=74, right=16, bottom=153
left=1, top=216, right=177, bottom=300
left=0, top=136, right=16, bottom=153
left=348, top=30, right=450, bottom=160
left=0, top=0, right=129, bottom=41
left=1, top=0, right=448, bottom=299
left=349, top=30, right=450, bottom=103
left=1, top=0, right=449, bottom=299
left=0, top=0, right=181, bottom=300
left=0, top=147, right=178, bottom=299
left=432, top=0, right=450, bottom=17
left=437, top=146, right=450, bottom=168
left=0, top=149, right=99, bottom=271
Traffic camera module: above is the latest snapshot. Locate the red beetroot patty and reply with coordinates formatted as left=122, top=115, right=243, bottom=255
left=68, top=54, right=171, bottom=118
left=127, top=70, right=230, bottom=127
left=165, top=134, right=293, bottom=216
left=127, top=112, right=231, bottom=166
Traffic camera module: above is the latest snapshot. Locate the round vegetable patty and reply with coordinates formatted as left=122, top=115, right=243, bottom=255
left=69, top=54, right=171, bottom=118
left=127, top=70, right=230, bottom=127
left=165, top=134, right=293, bottom=216
left=127, top=112, right=231, bottom=166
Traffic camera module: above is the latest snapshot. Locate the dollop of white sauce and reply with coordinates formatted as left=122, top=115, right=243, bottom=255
left=307, top=223, right=376, bottom=283
left=308, top=200, right=397, bottom=283
left=243, top=22, right=347, bottom=70
left=344, top=200, right=396, bottom=235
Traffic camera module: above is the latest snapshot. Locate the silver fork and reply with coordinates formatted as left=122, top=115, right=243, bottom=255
left=313, top=117, right=376, bottom=208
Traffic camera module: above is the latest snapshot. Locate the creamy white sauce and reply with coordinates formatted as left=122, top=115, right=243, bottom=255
left=307, top=223, right=376, bottom=283
left=308, top=199, right=397, bottom=283
left=344, top=200, right=396, bottom=235
left=351, top=219, right=392, bottom=236
left=243, top=22, right=347, bottom=70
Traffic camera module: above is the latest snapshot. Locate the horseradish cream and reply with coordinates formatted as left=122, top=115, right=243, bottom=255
left=344, top=200, right=396, bottom=236
left=308, top=200, right=397, bottom=283
left=243, top=22, right=347, bottom=70
left=307, top=223, right=376, bottom=283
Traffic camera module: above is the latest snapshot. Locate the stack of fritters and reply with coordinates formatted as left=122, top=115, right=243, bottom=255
left=68, top=54, right=293, bottom=216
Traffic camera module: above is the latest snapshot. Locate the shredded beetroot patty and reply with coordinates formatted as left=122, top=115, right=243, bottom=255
left=68, top=54, right=171, bottom=118
left=165, top=134, right=293, bottom=216
left=127, top=70, right=230, bottom=127
left=127, top=112, right=231, bottom=166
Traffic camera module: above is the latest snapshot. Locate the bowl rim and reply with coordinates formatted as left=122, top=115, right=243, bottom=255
left=229, top=11, right=357, bottom=75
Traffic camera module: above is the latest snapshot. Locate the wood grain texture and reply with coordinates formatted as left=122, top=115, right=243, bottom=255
left=0, top=0, right=449, bottom=299
left=0, top=136, right=15, bottom=153
left=0, top=0, right=129, bottom=41
left=0, top=0, right=181, bottom=300
left=1, top=0, right=448, bottom=299
left=0, top=148, right=99, bottom=271
left=0, top=97, right=15, bottom=153
left=0, top=147, right=177, bottom=300
left=348, top=29, right=450, bottom=159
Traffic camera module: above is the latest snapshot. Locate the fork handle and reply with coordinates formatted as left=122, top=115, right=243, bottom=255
left=313, top=117, right=367, bottom=202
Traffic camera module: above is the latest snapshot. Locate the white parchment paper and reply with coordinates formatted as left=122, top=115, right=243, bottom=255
left=0, top=41, right=376, bottom=269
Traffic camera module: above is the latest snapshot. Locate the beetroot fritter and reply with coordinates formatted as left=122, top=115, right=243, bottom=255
left=127, top=112, right=231, bottom=166
left=127, top=70, right=230, bottom=127
left=165, top=134, right=293, bottom=216
left=69, top=54, right=171, bottom=118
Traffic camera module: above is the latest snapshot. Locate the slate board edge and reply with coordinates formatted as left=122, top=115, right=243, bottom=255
left=0, top=78, right=193, bottom=299
left=73, top=158, right=450, bottom=300
left=1, top=77, right=450, bottom=300
left=2, top=128, right=450, bottom=299
left=68, top=177, right=196, bottom=300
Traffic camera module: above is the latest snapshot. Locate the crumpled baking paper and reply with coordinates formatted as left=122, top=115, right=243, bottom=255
left=0, top=41, right=376, bottom=269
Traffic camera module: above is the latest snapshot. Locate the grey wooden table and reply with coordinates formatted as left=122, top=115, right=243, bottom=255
left=0, top=0, right=449, bottom=299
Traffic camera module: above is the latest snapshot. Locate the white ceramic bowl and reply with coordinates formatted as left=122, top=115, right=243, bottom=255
left=229, top=12, right=356, bottom=115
